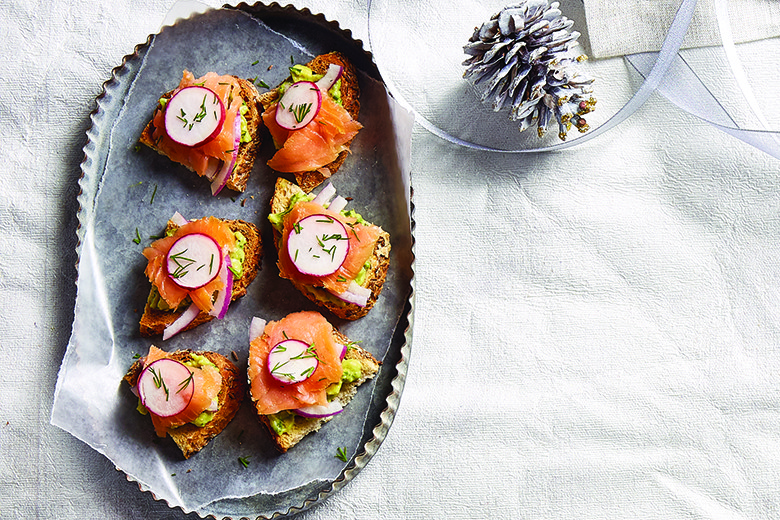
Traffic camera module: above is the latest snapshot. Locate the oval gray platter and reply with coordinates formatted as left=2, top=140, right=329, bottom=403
left=68, top=2, right=414, bottom=518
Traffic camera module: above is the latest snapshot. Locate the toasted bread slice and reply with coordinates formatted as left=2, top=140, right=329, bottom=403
left=269, top=177, right=390, bottom=320
left=123, top=349, right=244, bottom=459
left=254, top=328, right=380, bottom=452
left=139, top=218, right=263, bottom=336
left=258, top=51, right=361, bottom=192
left=140, top=75, right=262, bottom=193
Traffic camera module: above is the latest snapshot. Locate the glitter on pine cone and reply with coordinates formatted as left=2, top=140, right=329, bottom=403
left=463, top=0, right=596, bottom=141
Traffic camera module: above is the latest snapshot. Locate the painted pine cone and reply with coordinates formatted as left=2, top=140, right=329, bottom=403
left=463, top=0, right=596, bottom=140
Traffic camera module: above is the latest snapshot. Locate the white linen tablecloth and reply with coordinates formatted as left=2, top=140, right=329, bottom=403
left=3, top=0, right=780, bottom=518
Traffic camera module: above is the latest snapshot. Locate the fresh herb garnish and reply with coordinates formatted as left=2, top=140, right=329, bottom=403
left=289, top=102, right=313, bottom=124
left=335, top=447, right=348, bottom=462
left=149, top=366, right=170, bottom=401
left=238, top=456, right=251, bottom=468
left=150, top=184, right=158, bottom=204
left=133, top=228, right=142, bottom=244
left=251, top=59, right=259, bottom=66
left=255, top=79, right=270, bottom=89
left=176, top=370, right=194, bottom=394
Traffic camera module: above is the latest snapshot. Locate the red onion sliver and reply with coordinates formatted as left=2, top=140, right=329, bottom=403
left=311, top=182, right=336, bottom=207
left=163, top=302, right=201, bottom=340
left=210, top=114, right=241, bottom=195
left=249, top=317, right=267, bottom=342
left=328, top=195, right=348, bottom=214
left=209, top=247, right=232, bottom=319
left=170, top=211, right=188, bottom=227
left=332, top=280, right=371, bottom=307
left=294, top=399, right=344, bottom=418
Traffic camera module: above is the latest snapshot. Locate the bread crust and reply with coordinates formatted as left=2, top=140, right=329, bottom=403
left=139, top=218, right=263, bottom=336
left=139, top=75, right=262, bottom=193
left=258, top=52, right=361, bottom=192
left=270, top=177, right=390, bottom=320
left=254, top=329, right=380, bottom=452
left=123, top=350, right=244, bottom=459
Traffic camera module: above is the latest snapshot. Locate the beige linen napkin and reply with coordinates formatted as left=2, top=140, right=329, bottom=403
left=583, top=0, right=780, bottom=58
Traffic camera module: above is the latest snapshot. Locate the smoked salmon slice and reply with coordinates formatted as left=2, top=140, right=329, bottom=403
left=263, top=95, right=362, bottom=173
left=248, top=311, right=343, bottom=415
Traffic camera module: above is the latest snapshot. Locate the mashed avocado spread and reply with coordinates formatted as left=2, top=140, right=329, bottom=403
left=268, top=358, right=363, bottom=436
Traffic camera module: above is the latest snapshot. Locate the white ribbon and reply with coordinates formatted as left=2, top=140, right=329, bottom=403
left=626, top=0, right=780, bottom=160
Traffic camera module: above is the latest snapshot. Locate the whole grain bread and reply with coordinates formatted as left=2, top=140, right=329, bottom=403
left=139, top=218, right=263, bottom=336
left=258, top=51, right=361, bottom=192
left=255, top=329, right=380, bottom=452
left=270, top=177, right=390, bottom=320
left=139, top=75, right=263, bottom=193
left=123, top=349, right=244, bottom=459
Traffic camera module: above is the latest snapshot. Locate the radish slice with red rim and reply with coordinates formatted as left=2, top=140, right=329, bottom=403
left=162, top=302, right=200, bottom=340
left=210, top=114, right=241, bottom=196
left=339, top=343, right=347, bottom=360
left=138, top=358, right=195, bottom=417
left=209, top=248, right=232, bottom=319
left=275, top=81, right=321, bottom=130
left=287, top=214, right=350, bottom=277
left=295, top=399, right=343, bottom=418
left=166, top=233, right=222, bottom=289
left=314, top=64, right=343, bottom=93
left=267, top=338, right=319, bottom=384
left=164, top=86, right=225, bottom=147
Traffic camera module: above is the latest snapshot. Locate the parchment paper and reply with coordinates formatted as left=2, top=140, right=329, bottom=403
left=51, top=6, right=413, bottom=514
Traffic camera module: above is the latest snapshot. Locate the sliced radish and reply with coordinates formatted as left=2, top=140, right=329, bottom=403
left=312, top=182, right=336, bottom=206
left=339, top=343, right=347, bottom=360
left=209, top=248, right=232, bottom=319
left=210, top=114, right=241, bottom=196
left=162, top=302, right=201, bottom=340
left=275, top=81, right=322, bottom=130
left=327, top=195, right=348, bottom=214
left=249, top=317, right=267, bottom=342
left=138, top=358, right=195, bottom=417
left=287, top=214, right=350, bottom=277
left=314, top=64, right=343, bottom=93
left=267, top=338, right=319, bottom=384
left=166, top=233, right=222, bottom=289
left=164, top=86, right=225, bottom=147
left=295, top=399, right=343, bottom=418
